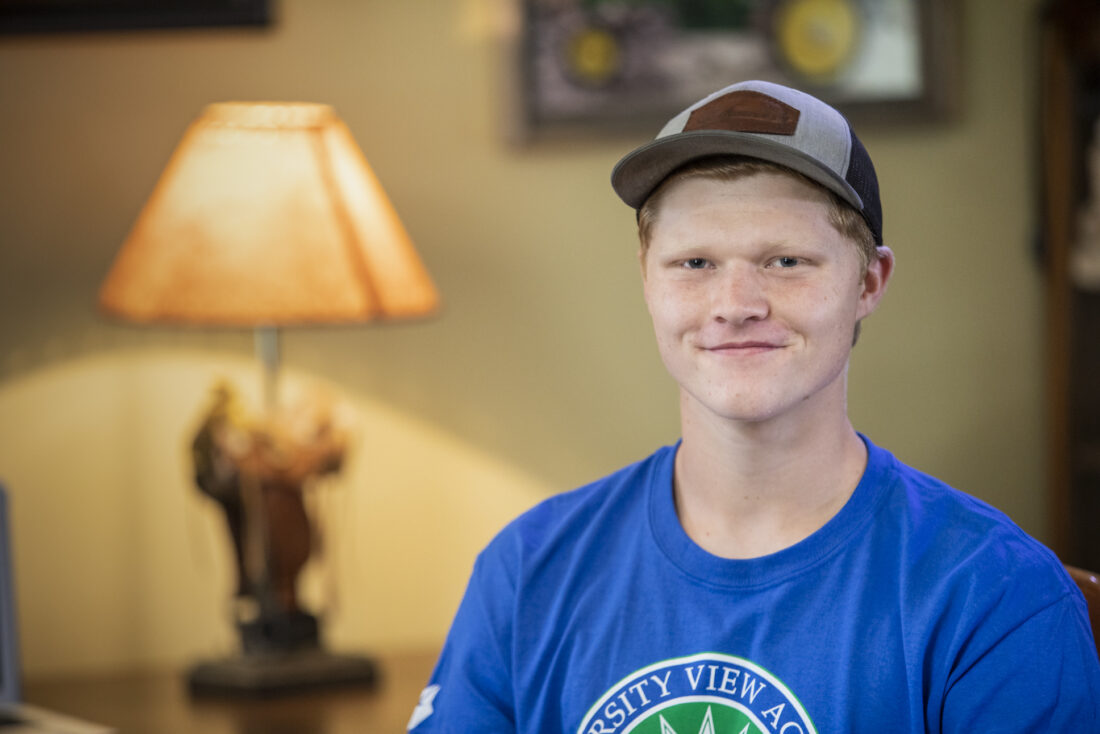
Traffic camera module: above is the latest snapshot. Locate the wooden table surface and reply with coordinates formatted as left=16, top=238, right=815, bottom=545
left=23, top=649, right=439, bottom=734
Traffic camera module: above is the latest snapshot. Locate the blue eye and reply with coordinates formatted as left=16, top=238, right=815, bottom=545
left=683, top=258, right=709, bottom=269
left=773, top=256, right=801, bottom=268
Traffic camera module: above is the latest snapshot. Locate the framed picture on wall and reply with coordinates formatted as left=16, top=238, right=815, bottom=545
left=511, top=0, right=958, bottom=140
left=0, top=0, right=272, bottom=34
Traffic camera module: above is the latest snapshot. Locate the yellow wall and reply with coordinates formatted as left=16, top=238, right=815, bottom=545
left=0, top=352, right=551, bottom=673
left=0, top=0, right=1048, bottom=675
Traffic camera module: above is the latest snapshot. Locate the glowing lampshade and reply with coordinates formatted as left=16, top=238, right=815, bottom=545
left=99, top=101, right=439, bottom=326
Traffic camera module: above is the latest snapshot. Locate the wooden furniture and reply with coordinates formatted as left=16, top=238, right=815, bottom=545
left=1067, top=565, right=1100, bottom=656
left=22, top=649, right=438, bottom=734
left=1041, top=0, right=1100, bottom=570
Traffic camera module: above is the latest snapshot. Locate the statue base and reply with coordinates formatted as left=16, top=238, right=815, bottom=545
left=188, top=648, right=379, bottom=697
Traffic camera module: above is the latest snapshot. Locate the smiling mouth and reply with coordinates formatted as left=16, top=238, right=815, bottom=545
left=706, top=342, right=783, bottom=354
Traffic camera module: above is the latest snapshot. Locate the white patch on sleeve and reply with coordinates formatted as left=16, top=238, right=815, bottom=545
left=407, top=684, right=441, bottom=730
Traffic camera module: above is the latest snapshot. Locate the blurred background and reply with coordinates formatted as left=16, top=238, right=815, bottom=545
left=0, top=0, right=1049, bottom=677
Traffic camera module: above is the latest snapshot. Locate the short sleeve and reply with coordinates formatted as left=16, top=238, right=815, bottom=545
left=940, top=589, right=1100, bottom=732
left=407, top=539, right=518, bottom=733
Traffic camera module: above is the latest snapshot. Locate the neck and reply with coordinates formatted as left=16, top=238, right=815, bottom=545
left=673, top=392, right=868, bottom=559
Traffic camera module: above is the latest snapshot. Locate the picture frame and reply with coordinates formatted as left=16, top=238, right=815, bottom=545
left=511, top=0, right=958, bottom=141
left=0, top=0, right=272, bottom=34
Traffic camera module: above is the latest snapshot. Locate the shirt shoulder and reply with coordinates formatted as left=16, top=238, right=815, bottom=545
left=874, top=443, right=1082, bottom=623
left=480, top=443, right=675, bottom=568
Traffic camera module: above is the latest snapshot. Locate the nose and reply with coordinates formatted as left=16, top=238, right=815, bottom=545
left=711, top=265, right=769, bottom=324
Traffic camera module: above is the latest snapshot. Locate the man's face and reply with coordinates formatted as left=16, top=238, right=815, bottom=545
left=641, top=172, right=891, bottom=429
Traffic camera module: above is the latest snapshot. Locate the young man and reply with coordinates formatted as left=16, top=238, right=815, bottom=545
left=409, top=81, right=1100, bottom=732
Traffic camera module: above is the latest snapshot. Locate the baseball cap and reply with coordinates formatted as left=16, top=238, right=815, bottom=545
left=610, top=80, right=883, bottom=246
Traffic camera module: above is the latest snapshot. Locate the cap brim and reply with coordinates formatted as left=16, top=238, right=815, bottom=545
left=610, top=131, right=864, bottom=212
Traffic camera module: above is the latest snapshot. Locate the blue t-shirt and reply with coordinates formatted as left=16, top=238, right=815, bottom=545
left=410, top=438, right=1100, bottom=733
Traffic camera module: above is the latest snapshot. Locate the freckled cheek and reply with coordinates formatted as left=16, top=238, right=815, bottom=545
left=647, top=286, right=704, bottom=329
left=649, top=309, right=692, bottom=347
left=804, top=297, right=861, bottom=344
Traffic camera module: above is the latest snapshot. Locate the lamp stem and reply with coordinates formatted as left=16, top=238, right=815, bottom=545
left=254, top=326, right=281, bottom=413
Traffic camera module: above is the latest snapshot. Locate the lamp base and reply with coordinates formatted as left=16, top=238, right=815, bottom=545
left=188, top=648, right=379, bottom=697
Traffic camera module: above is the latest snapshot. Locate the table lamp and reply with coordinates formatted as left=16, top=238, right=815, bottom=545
left=97, top=101, right=439, bottom=694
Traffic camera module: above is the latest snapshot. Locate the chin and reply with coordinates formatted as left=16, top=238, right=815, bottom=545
left=684, top=391, right=796, bottom=425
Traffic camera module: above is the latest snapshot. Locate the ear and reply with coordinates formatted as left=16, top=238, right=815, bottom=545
left=856, top=246, right=894, bottom=320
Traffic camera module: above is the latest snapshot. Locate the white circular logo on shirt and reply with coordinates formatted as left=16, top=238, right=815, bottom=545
left=577, top=653, right=817, bottom=734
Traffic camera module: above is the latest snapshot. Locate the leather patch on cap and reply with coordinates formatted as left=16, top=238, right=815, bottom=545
left=684, top=90, right=799, bottom=135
